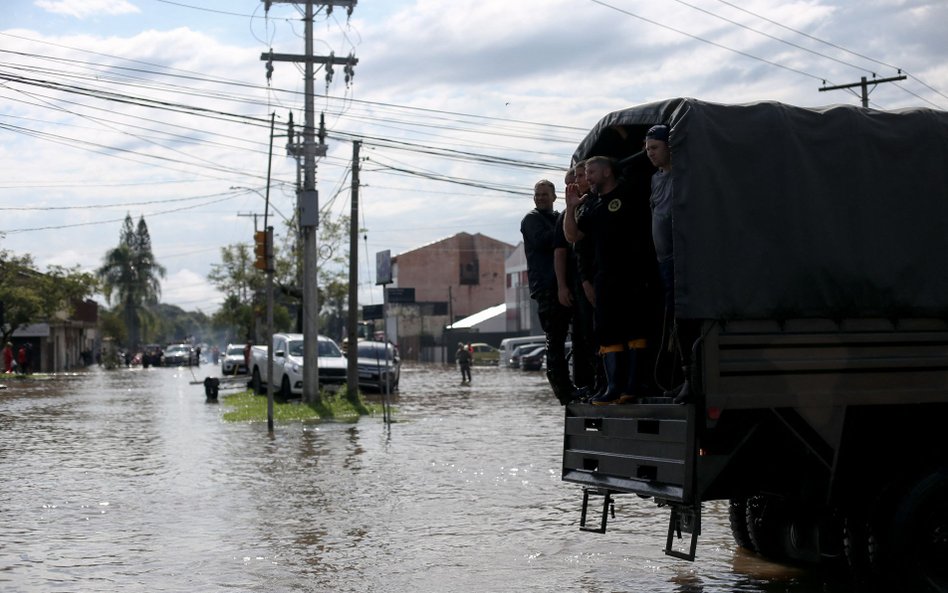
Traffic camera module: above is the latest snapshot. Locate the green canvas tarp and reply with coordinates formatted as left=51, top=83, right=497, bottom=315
left=572, top=98, right=948, bottom=320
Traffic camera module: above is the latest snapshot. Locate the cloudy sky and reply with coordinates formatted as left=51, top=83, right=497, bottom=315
left=2, top=0, right=946, bottom=312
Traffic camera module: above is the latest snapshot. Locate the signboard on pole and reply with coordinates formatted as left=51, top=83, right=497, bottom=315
left=376, top=249, right=392, bottom=285
left=386, top=287, right=415, bottom=303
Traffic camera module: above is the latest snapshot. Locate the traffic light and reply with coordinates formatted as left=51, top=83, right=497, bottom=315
left=254, top=228, right=272, bottom=271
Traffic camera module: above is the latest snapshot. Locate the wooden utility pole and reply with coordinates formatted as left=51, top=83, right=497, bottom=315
left=819, top=73, right=907, bottom=108
left=261, top=0, right=358, bottom=403
left=345, top=140, right=361, bottom=398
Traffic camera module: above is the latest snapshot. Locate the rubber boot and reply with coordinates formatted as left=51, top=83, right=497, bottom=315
left=589, top=351, right=626, bottom=405
left=582, top=356, right=607, bottom=402
left=617, top=348, right=640, bottom=404
left=546, top=369, right=575, bottom=405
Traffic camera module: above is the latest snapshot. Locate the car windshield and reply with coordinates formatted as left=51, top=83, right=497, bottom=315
left=167, top=346, right=188, bottom=354
left=320, top=339, right=342, bottom=357
left=357, top=343, right=392, bottom=360
left=288, top=340, right=342, bottom=357
left=226, top=346, right=243, bottom=356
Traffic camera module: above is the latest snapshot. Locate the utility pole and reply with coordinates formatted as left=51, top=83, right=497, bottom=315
left=345, top=140, right=361, bottom=399
left=819, top=72, right=907, bottom=108
left=262, top=0, right=358, bottom=403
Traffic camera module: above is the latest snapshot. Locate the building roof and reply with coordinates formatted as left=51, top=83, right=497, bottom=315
left=446, top=303, right=506, bottom=330
left=392, top=232, right=514, bottom=262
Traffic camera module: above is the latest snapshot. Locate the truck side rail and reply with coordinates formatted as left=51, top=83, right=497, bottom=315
left=701, top=318, right=948, bottom=410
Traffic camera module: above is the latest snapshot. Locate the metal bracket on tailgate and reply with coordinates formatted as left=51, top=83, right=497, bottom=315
left=579, top=488, right=615, bottom=534
left=664, top=503, right=701, bottom=561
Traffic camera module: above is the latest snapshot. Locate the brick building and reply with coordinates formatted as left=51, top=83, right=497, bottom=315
left=385, top=232, right=514, bottom=361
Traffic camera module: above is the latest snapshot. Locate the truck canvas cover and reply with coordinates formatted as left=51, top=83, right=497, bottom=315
left=572, top=98, right=948, bottom=320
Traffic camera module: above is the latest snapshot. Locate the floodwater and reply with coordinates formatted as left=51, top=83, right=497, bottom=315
left=0, top=363, right=843, bottom=593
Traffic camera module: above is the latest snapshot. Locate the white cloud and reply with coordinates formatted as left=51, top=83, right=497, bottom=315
left=161, top=268, right=221, bottom=312
left=35, top=0, right=140, bottom=19
left=3, top=0, right=947, bottom=311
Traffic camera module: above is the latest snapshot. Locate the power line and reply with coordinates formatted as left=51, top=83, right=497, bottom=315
left=588, top=0, right=829, bottom=83
left=669, top=0, right=873, bottom=74
left=0, top=195, right=235, bottom=234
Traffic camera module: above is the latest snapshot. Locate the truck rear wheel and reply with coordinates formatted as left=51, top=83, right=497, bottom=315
left=885, top=468, right=948, bottom=593
left=745, top=495, right=822, bottom=564
left=252, top=367, right=264, bottom=394
left=728, top=498, right=756, bottom=552
left=745, top=495, right=787, bottom=559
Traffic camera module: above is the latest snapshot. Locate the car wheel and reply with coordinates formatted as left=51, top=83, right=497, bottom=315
left=251, top=367, right=263, bottom=394
left=280, top=376, right=291, bottom=399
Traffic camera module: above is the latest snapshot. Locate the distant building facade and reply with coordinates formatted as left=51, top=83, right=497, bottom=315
left=11, top=299, right=98, bottom=372
left=385, top=232, right=514, bottom=361
left=504, top=242, right=540, bottom=333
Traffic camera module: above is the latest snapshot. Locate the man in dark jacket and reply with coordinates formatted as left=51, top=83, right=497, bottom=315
left=521, top=179, right=574, bottom=404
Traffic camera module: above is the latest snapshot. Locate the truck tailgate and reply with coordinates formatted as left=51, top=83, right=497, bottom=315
left=562, top=403, right=697, bottom=503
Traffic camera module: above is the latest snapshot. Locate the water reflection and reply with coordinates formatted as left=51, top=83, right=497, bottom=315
left=0, top=364, right=838, bottom=592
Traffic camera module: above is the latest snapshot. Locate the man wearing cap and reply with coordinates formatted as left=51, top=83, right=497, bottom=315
left=645, top=124, right=691, bottom=404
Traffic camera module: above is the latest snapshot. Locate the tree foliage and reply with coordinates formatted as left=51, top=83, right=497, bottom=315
left=0, top=250, right=97, bottom=344
left=209, top=211, right=352, bottom=343
left=97, top=213, right=166, bottom=347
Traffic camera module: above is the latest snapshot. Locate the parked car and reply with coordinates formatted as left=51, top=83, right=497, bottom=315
left=141, top=344, right=163, bottom=368
left=355, top=341, right=400, bottom=392
left=509, top=343, right=543, bottom=369
left=499, top=335, right=545, bottom=368
left=519, top=345, right=546, bottom=371
left=469, top=342, right=500, bottom=365
left=163, top=344, right=196, bottom=366
left=250, top=334, right=347, bottom=397
left=220, top=343, right=247, bottom=375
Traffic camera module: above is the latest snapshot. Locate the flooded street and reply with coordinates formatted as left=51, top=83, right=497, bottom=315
left=1, top=364, right=840, bottom=593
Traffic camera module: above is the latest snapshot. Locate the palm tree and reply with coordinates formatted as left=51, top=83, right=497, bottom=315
left=98, top=214, right=166, bottom=348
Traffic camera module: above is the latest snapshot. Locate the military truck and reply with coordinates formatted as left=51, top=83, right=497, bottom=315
left=561, top=99, right=948, bottom=593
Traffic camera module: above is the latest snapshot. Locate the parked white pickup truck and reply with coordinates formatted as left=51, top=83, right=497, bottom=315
left=249, top=333, right=348, bottom=397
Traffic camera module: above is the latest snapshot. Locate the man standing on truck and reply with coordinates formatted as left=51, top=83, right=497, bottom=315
left=645, top=124, right=692, bottom=404
left=566, top=156, right=655, bottom=405
left=521, top=179, right=576, bottom=405
left=555, top=166, right=598, bottom=398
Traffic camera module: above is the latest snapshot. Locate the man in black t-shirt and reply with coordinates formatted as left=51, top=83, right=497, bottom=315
left=566, top=156, right=654, bottom=405
left=521, top=179, right=575, bottom=404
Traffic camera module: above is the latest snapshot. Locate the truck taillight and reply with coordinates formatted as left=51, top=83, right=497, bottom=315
left=707, top=407, right=721, bottom=420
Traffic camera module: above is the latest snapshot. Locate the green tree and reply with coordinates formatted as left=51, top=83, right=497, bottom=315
left=0, top=250, right=97, bottom=344
left=97, top=214, right=165, bottom=348
left=208, top=243, right=263, bottom=342
left=272, top=213, right=353, bottom=338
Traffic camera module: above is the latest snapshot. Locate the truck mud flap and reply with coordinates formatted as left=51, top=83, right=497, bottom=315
left=562, top=403, right=696, bottom=503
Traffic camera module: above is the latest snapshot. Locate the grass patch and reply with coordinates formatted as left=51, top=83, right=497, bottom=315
left=221, top=386, right=385, bottom=423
